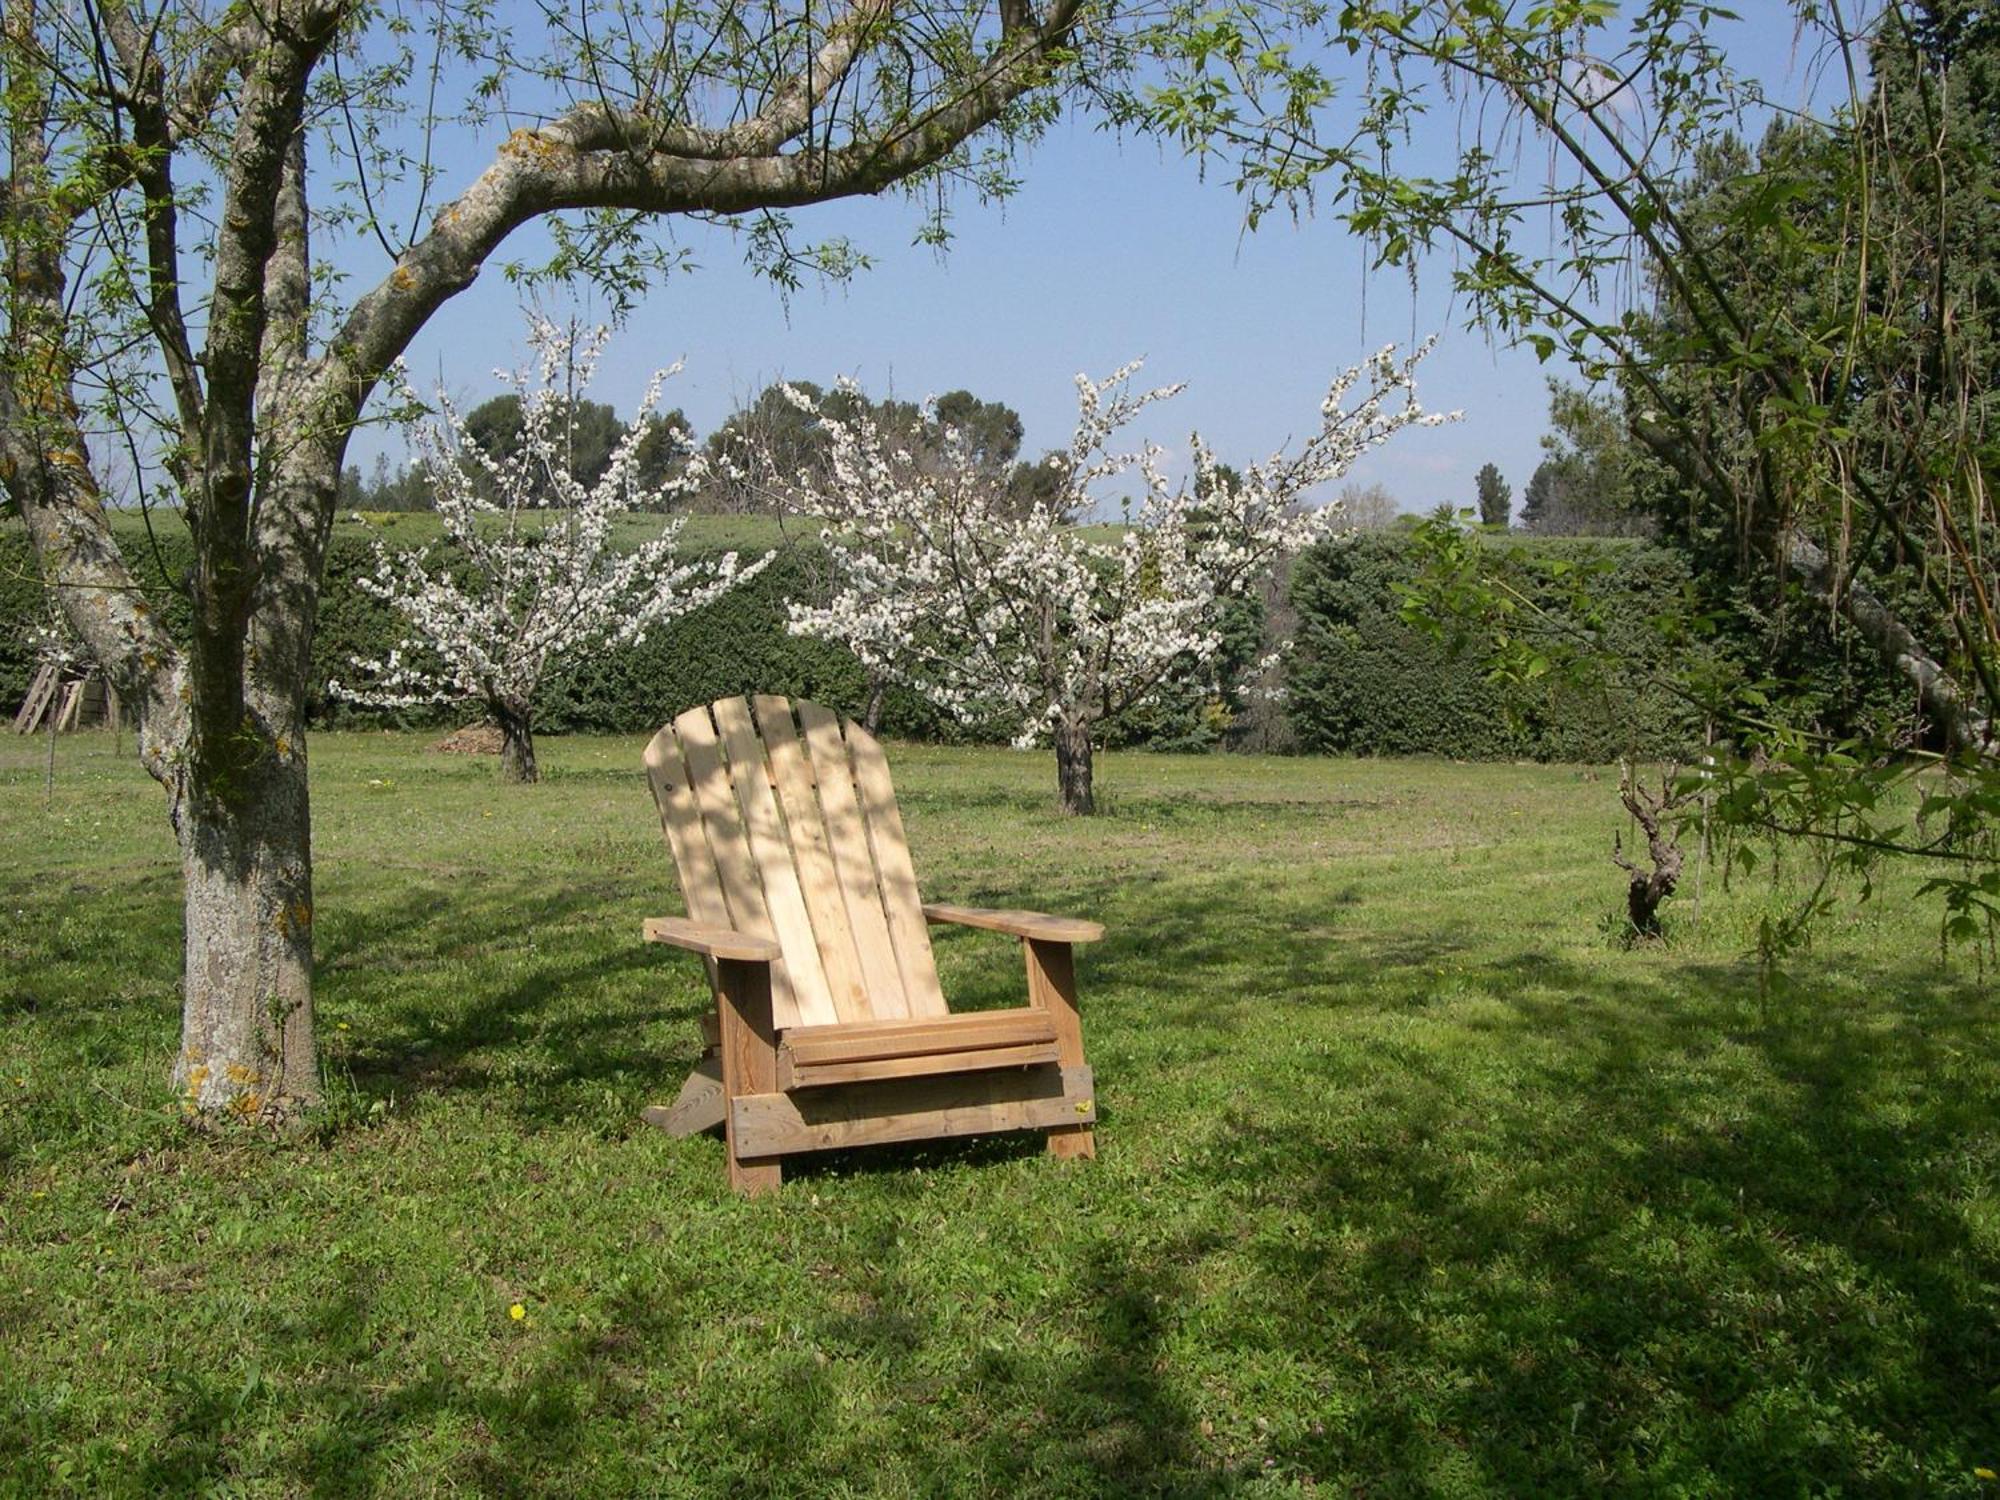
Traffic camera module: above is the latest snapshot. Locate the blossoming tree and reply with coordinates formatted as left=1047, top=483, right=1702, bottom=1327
left=333, top=324, right=769, bottom=783
left=776, top=346, right=1454, bottom=813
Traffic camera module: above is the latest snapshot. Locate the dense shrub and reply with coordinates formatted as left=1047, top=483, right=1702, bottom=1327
left=2, top=520, right=1047, bottom=742
left=1286, top=533, right=1708, bottom=761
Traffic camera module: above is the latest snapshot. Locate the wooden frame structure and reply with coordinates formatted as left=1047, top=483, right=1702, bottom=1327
left=13, top=666, right=118, bottom=735
left=640, top=695, right=1100, bottom=1194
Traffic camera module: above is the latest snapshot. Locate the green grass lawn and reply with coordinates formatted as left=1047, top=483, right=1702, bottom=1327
left=2, top=731, right=1996, bottom=1496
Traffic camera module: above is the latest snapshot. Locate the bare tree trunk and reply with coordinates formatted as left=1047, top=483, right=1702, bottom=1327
left=1612, top=762, right=1690, bottom=940
left=1054, top=718, right=1095, bottom=816
left=172, top=736, right=318, bottom=1114
left=496, top=703, right=539, bottom=784
left=862, top=673, right=888, bottom=735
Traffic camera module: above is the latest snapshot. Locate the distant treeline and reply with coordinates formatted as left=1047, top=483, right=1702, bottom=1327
left=343, top=380, right=1065, bottom=516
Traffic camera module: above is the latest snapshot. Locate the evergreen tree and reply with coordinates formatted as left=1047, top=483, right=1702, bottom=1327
left=1474, top=462, right=1511, bottom=527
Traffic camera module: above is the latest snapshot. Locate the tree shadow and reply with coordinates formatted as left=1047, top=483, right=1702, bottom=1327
left=1176, top=948, right=2000, bottom=1492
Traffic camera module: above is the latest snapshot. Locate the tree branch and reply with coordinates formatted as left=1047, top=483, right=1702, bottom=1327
left=1783, top=529, right=1996, bottom=757
left=311, top=0, right=1083, bottom=441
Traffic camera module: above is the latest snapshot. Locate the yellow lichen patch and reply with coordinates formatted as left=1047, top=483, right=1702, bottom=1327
left=391, top=266, right=417, bottom=290
left=185, top=1063, right=210, bottom=1099
left=275, top=899, right=312, bottom=936
left=500, top=127, right=571, bottom=162
left=225, top=1063, right=256, bottom=1084
left=228, top=1091, right=263, bottom=1118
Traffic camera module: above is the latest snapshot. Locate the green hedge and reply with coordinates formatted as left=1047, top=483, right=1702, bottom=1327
left=1285, top=534, right=1708, bottom=761
left=7, top=520, right=1908, bottom=762
left=1284, top=531, right=1922, bottom=762
left=0, top=519, right=1005, bottom=742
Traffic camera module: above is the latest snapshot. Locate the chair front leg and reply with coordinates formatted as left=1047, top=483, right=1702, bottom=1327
left=715, top=957, right=783, bottom=1195
left=1024, top=938, right=1095, bottom=1161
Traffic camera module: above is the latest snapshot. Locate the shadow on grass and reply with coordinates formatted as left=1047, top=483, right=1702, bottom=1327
left=1177, top=949, right=2000, bottom=1493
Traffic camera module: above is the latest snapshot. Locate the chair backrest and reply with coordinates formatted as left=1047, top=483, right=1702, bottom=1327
left=645, top=695, right=949, bottom=1031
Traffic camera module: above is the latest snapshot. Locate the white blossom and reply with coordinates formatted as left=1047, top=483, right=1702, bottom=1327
left=329, top=321, right=771, bottom=757
left=772, top=343, right=1455, bottom=783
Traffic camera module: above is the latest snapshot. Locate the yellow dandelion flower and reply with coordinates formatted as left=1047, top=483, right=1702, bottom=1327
left=509, top=1303, right=527, bottom=1322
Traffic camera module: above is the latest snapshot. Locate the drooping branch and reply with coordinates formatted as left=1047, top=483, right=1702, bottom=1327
left=1783, top=529, right=1996, bottom=758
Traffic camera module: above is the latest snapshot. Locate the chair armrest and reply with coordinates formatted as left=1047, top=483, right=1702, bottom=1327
left=642, top=917, right=781, bottom=962
left=922, top=903, right=1105, bottom=944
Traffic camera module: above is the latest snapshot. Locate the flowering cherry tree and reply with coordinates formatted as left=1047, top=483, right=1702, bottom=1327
left=332, top=324, right=769, bottom=783
left=776, top=346, right=1455, bottom=813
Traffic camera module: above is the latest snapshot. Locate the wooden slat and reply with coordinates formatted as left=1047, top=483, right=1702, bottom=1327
left=13, top=666, right=56, bottom=733
left=782, top=1008, right=1057, bottom=1068
left=752, top=696, right=872, bottom=1025
left=643, top=725, right=732, bottom=930
left=844, top=720, right=948, bottom=1017
left=781, top=1040, right=1060, bottom=1090
left=671, top=705, right=802, bottom=1031
left=796, top=701, right=911, bottom=1020
left=731, top=1065, right=1095, bottom=1158
left=55, top=681, right=83, bottom=732
left=640, top=1055, right=724, bottom=1137
left=711, top=697, right=839, bottom=1029
left=924, top=903, right=1106, bottom=944
left=641, top=915, right=782, bottom=962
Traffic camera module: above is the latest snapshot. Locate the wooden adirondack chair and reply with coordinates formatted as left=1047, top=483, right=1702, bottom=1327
left=639, top=694, right=1101, bottom=1194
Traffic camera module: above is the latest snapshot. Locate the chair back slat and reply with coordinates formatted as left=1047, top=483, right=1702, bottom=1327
left=643, top=727, right=730, bottom=930
left=843, top=718, right=948, bottom=1018
left=666, top=703, right=806, bottom=1031
left=648, top=695, right=947, bottom=1030
left=751, top=696, right=873, bottom=1024
left=796, top=701, right=917, bottom=1020
left=709, top=697, right=841, bottom=1029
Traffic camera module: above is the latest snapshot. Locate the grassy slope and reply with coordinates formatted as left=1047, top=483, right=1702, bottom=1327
left=1, top=733, right=1996, bottom=1496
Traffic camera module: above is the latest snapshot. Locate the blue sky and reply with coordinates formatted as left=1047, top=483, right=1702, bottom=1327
left=351, top=0, right=1841, bottom=517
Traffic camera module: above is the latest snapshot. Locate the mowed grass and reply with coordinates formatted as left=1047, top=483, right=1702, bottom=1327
left=2, top=731, right=1997, bottom=1497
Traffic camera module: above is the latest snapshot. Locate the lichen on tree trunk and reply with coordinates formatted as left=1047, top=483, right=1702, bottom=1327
left=171, top=739, right=319, bottom=1115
